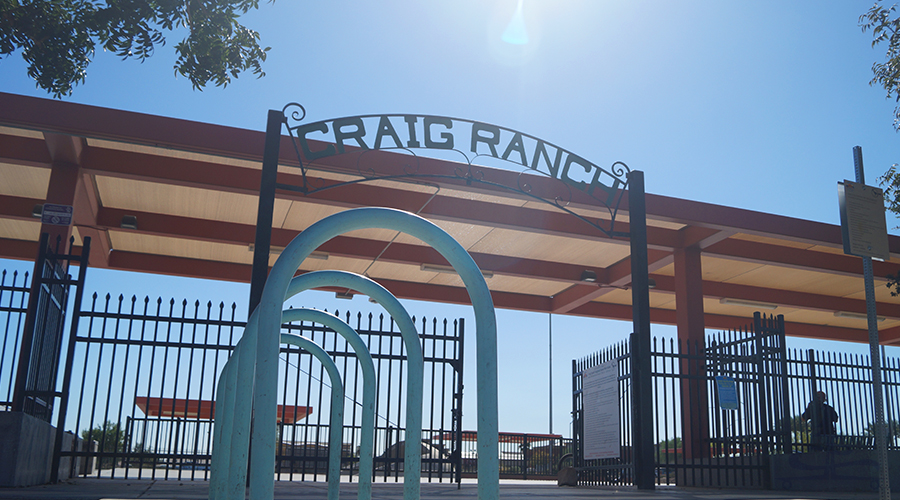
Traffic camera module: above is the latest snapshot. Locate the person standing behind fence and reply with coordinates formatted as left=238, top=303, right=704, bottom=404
left=802, top=391, right=839, bottom=448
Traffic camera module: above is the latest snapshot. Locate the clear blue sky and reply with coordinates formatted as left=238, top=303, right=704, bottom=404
left=1, top=0, right=899, bottom=436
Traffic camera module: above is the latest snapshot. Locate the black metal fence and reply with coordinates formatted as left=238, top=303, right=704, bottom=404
left=787, top=347, right=900, bottom=452
left=10, top=235, right=90, bottom=425
left=3, top=259, right=580, bottom=484
left=571, top=339, right=633, bottom=486
left=574, top=313, right=900, bottom=489
left=275, top=311, right=464, bottom=483
left=445, top=432, right=572, bottom=480
left=63, top=295, right=241, bottom=479
left=0, top=269, right=30, bottom=411
left=49, top=292, right=464, bottom=482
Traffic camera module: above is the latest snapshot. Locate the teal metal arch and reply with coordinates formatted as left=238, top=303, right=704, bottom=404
left=212, top=274, right=409, bottom=500
left=209, top=320, right=346, bottom=500
left=251, top=207, right=498, bottom=500
left=281, top=307, right=377, bottom=500
left=284, top=270, right=422, bottom=500
left=278, top=330, right=345, bottom=500
left=210, top=307, right=377, bottom=500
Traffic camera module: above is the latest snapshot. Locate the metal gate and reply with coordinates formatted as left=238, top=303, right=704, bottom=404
left=11, top=234, right=90, bottom=423
left=54, top=294, right=463, bottom=482
left=573, top=313, right=789, bottom=488
left=697, top=312, right=790, bottom=487
left=571, top=339, right=633, bottom=486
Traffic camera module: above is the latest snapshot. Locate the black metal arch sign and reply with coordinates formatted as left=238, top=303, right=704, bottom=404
left=285, top=108, right=628, bottom=208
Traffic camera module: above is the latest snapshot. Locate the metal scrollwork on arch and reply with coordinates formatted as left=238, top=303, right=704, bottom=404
left=277, top=103, right=631, bottom=238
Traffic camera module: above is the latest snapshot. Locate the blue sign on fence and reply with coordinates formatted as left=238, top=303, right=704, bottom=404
left=715, top=376, right=738, bottom=410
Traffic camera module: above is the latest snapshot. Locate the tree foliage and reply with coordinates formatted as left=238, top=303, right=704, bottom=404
left=864, top=419, right=900, bottom=445
left=0, top=0, right=272, bottom=97
left=861, top=1, right=900, bottom=131
left=878, top=164, right=900, bottom=296
left=81, top=420, right=125, bottom=469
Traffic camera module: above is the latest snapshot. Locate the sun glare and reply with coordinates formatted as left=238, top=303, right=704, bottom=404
left=502, top=0, right=529, bottom=45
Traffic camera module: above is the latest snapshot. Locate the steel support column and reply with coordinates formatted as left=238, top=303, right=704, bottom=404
left=628, top=170, right=654, bottom=490
left=38, top=159, right=81, bottom=254
left=674, top=245, right=710, bottom=459
left=249, top=110, right=283, bottom=313
left=11, top=157, right=82, bottom=412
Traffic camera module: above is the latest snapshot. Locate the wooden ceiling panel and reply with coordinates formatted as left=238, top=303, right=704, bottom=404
left=487, top=276, right=569, bottom=296
left=0, top=163, right=49, bottom=198
left=279, top=200, right=345, bottom=231
left=705, top=297, right=778, bottom=319
left=729, top=233, right=816, bottom=249
left=588, top=288, right=676, bottom=310
left=0, top=218, right=41, bottom=241
left=650, top=291, right=677, bottom=310
left=469, top=227, right=630, bottom=268
left=294, top=255, right=371, bottom=275
left=341, top=227, right=412, bottom=242
left=296, top=166, right=361, bottom=183
left=653, top=263, right=676, bottom=277
left=645, top=218, right=686, bottom=230
left=109, top=230, right=250, bottom=264
left=438, top=188, right=527, bottom=206
left=725, top=264, right=864, bottom=297
left=95, top=176, right=289, bottom=225
left=320, top=171, right=535, bottom=206
left=391, top=219, right=494, bottom=249
left=0, top=126, right=44, bottom=139
left=806, top=244, right=854, bottom=256
left=588, top=287, right=628, bottom=306
left=698, top=255, right=765, bottom=282
left=284, top=201, right=478, bottom=247
left=779, top=307, right=900, bottom=333
left=422, top=272, right=568, bottom=297
left=362, top=260, right=433, bottom=283
left=519, top=201, right=685, bottom=232
left=841, top=285, right=899, bottom=304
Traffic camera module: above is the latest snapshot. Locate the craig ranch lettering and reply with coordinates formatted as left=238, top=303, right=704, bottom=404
left=290, top=114, right=625, bottom=204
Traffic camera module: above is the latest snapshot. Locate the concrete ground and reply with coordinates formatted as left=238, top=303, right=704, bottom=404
left=0, top=479, right=893, bottom=500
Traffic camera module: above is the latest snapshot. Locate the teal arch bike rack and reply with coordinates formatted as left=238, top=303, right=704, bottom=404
left=211, top=207, right=499, bottom=500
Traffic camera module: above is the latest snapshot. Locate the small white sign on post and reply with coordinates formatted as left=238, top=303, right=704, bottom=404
left=583, top=359, right=620, bottom=460
left=40, top=203, right=73, bottom=227
left=838, top=180, right=890, bottom=261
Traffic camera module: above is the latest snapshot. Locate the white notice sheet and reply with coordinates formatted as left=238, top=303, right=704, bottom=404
left=583, top=359, right=619, bottom=460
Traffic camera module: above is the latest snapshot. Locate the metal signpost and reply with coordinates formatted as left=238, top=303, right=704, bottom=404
left=837, top=146, right=891, bottom=500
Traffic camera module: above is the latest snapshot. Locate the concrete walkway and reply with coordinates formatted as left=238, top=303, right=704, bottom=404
left=0, top=479, right=891, bottom=500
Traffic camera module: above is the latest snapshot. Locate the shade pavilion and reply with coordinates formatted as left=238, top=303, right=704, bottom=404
left=2, top=92, right=899, bottom=347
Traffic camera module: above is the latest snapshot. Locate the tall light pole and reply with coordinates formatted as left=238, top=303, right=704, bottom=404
left=549, top=313, right=553, bottom=434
